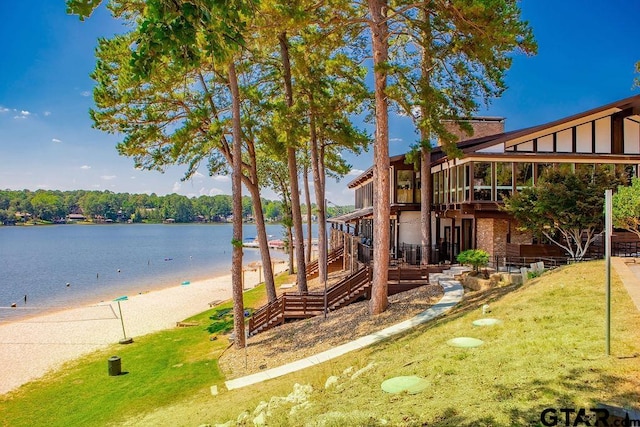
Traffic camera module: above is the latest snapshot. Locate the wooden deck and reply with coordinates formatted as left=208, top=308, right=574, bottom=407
left=248, top=264, right=445, bottom=336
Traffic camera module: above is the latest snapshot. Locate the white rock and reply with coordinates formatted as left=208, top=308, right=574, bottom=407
left=350, top=362, right=376, bottom=380
left=324, top=375, right=339, bottom=389
left=253, top=412, right=266, bottom=426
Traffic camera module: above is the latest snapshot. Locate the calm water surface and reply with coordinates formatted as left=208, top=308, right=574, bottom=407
left=0, top=223, right=288, bottom=322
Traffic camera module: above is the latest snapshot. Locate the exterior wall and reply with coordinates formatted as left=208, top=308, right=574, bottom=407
left=476, top=218, right=511, bottom=257
left=476, top=218, right=494, bottom=257
left=398, top=211, right=422, bottom=245
left=510, top=226, right=533, bottom=245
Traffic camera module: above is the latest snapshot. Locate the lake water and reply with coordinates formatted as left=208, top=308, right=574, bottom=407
left=0, top=223, right=292, bottom=322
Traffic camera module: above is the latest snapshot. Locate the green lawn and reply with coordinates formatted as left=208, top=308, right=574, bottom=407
left=1, top=262, right=639, bottom=427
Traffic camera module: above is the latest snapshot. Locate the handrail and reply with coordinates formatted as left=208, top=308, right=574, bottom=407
left=249, top=264, right=370, bottom=336
left=305, top=246, right=345, bottom=277
left=250, top=263, right=433, bottom=336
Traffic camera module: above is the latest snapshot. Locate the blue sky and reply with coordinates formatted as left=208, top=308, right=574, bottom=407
left=1, top=1, right=639, bottom=206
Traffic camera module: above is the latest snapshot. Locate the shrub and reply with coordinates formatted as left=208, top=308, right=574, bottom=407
left=456, top=249, right=489, bottom=272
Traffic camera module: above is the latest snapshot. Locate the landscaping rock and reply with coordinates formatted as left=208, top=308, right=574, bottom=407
left=252, top=412, right=266, bottom=426
left=324, top=375, right=339, bottom=389
left=351, top=362, right=376, bottom=380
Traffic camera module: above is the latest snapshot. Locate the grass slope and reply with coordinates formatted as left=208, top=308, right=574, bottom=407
left=1, top=262, right=639, bottom=426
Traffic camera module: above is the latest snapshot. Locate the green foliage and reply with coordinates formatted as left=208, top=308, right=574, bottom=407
left=612, top=177, right=640, bottom=239
left=503, top=166, right=622, bottom=260
left=0, top=189, right=319, bottom=224
left=387, top=1, right=536, bottom=155
left=456, top=249, right=489, bottom=272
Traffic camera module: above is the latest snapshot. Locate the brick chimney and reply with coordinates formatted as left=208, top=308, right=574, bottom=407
left=440, top=117, right=505, bottom=144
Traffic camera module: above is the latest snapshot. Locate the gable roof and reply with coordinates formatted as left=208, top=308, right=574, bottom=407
left=432, top=93, right=640, bottom=162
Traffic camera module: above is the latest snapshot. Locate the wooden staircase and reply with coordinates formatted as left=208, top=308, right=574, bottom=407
left=248, top=265, right=371, bottom=336
left=247, top=264, right=446, bottom=337
left=305, top=246, right=344, bottom=279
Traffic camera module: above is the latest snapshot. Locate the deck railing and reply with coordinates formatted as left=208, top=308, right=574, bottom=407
left=248, top=266, right=371, bottom=336
left=305, top=246, right=344, bottom=278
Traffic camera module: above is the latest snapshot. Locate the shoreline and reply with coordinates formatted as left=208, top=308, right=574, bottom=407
left=0, top=261, right=288, bottom=395
left=0, top=249, right=287, bottom=325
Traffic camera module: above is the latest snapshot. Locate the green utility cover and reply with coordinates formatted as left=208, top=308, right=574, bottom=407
left=447, top=337, right=484, bottom=348
left=381, top=376, right=429, bottom=394
left=472, top=318, right=502, bottom=326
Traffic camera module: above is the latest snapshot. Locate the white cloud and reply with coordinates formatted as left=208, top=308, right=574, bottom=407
left=0, top=106, right=9, bottom=113
left=390, top=138, right=403, bottom=143
left=81, top=91, right=91, bottom=97
left=206, top=188, right=224, bottom=196
left=193, top=171, right=205, bottom=178
left=80, top=165, right=91, bottom=170
left=212, top=175, right=230, bottom=182
left=13, top=110, right=31, bottom=120
left=36, top=184, right=50, bottom=189
left=52, top=138, right=62, bottom=143
left=347, top=168, right=365, bottom=176
left=172, top=181, right=182, bottom=192
left=101, top=175, right=117, bottom=180
left=44, top=111, right=51, bottom=116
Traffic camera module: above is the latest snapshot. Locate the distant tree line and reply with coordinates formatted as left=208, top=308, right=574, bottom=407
left=0, top=189, right=353, bottom=225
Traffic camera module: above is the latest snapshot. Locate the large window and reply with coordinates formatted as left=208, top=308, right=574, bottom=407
left=616, top=164, right=638, bottom=185
left=473, top=162, right=493, bottom=201
left=449, top=166, right=457, bottom=203
left=396, top=170, right=414, bottom=203
left=515, top=162, right=533, bottom=190
left=495, top=162, right=513, bottom=201
left=456, top=165, right=463, bottom=202
left=433, top=172, right=440, bottom=204
left=536, top=163, right=553, bottom=182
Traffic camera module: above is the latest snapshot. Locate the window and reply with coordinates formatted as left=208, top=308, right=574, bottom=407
left=473, top=162, right=493, bottom=201
left=495, top=162, right=513, bottom=201
left=464, top=165, right=470, bottom=201
left=450, top=167, right=457, bottom=203
left=457, top=165, right=465, bottom=202
left=396, top=170, right=414, bottom=203
left=515, top=163, right=533, bottom=190
left=433, top=172, right=440, bottom=204
left=536, top=163, right=553, bottom=182
left=414, top=171, right=421, bottom=203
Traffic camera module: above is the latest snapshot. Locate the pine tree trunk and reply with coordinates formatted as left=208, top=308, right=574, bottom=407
left=368, top=0, right=390, bottom=315
left=228, top=61, right=245, bottom=348
left=245, top=183, right=277, bottom=302
left=309, top=100, right=327, bottom=283
left=421, top=145, right=432, bottom=265
left=279, top=32, right=308, bottom=293
left=303, top=162, right=313, bottom=264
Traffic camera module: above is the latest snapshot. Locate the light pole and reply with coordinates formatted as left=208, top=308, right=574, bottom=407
left=113, top=296, right=133, bottom=344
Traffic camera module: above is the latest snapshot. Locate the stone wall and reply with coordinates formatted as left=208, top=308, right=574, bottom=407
left=441, top=117, right=505, bottom=143
left=476, top=218, right=514, bottom=257
left=476, top=218, right=495, bottom=256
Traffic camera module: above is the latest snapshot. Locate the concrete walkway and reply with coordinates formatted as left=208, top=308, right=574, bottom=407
left=611, top=257, right=640, bottom=313
left=225, top=269, right=466, bottom=391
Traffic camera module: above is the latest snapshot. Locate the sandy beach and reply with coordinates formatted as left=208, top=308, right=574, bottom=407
left=0, top=261, right=288, bottom=395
